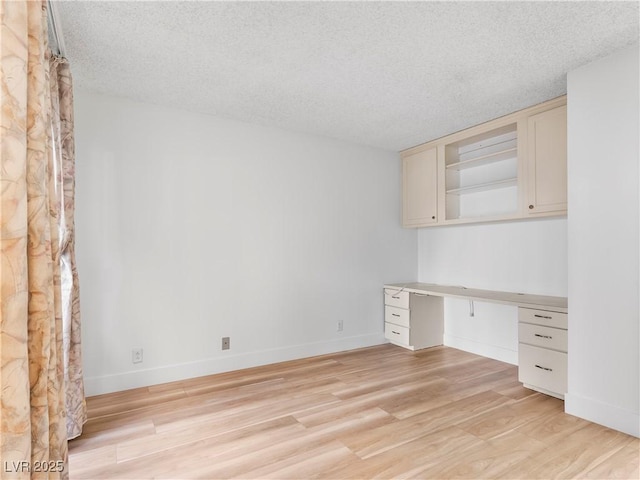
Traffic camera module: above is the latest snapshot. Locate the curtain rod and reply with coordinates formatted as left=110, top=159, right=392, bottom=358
left=47, top=0, right=66, bottom=57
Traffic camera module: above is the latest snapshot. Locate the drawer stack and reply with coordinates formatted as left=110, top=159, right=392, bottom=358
left=518, top=307, right=568, bottom=399
left=384, top=290, right=411, bottom=347
left=383, top=288, right=443, bottom=351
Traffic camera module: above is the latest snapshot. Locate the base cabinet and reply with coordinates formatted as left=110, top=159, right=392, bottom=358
left=383, top=289, right=443, bottom=350
left=518, top=307, right=568, bottom=399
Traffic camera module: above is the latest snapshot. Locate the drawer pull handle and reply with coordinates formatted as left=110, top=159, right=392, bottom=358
left=535, top=364, right=553, bottom=372
left=534, top=334, right=552, bottom=339
left=534, top=314, right=553, bottom=320
left=392, top=313, right=400, bottom=317
left=392, top=296, right=400, bottom=300
left=391, top=331, right=400, bottom=335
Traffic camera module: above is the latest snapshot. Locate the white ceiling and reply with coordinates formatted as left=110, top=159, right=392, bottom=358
left=56, top=1, right=639, bottom=151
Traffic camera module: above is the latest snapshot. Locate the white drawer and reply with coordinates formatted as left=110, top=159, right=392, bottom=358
left=385, top=322, right=410, bottom=346
left=519, top=322, right=567, bottom=352
left=518, top=343, right=567, bottom=396
left=384, top=289, right=410, bottom=309
left=385, top=305, right=410, bottom=328
left=518, top=307, right=567, bottom=329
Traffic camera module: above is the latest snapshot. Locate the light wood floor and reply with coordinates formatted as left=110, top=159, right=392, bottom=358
left=70, top=345, right=639, bottom=479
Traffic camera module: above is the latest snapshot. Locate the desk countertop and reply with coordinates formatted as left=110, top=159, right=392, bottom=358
left=384, top=282, right=568, bottom=313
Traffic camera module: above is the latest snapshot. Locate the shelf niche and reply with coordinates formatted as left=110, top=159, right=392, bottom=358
left=445, top=123, right=519, bottom=220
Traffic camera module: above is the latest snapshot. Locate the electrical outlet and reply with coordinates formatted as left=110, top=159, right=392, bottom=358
left=132, top=348, right=143, bottom=364
left=222, top=337, right=230, bottom=350
left=337, top=320, right=344, bottom=332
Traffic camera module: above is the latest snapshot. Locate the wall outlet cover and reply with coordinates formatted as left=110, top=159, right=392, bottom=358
left=132, top=348, right=143, bottom=364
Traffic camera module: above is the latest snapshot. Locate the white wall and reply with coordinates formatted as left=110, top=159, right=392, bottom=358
left=74, top=92, right=417, bottom=396
left=566, top=45, right=639, bottom=437
left=418, top=219, right=568, bottom=364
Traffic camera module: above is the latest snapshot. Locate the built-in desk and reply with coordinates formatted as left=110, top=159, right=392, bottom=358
left=383, top=282, right=569, bottom=399
left=384, top=282, right=567, bottom=312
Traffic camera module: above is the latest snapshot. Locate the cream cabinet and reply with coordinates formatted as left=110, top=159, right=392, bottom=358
left=402, top=147, right=438, bottom=227
left=518, top=307, right=568, bottom=399
left=383, top=289, right=443, bottom=350
left=525, top=105, right=568, bottom=215
left=400, top=96, right=567, bottom=227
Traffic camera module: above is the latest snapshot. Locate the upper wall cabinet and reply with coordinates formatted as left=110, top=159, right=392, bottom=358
left=525, top=105, right=568, bottom=216
left=401, top=96, right=567, bottom=228
left=403, top=147, right=438, bottom=226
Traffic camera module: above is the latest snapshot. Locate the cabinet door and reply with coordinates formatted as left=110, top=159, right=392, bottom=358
left=526, top=105, right=567, bottom=215
left=402, top=147, right=438, bottom=227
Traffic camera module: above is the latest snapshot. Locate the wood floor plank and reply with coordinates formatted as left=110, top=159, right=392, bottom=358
left=153, top=424, right=343, bottom=478
left=456, top=402, right=555, bottom=440
left=497, top=421, right=637, bottom=479
left=339, top=390, right=514, bottom=459
left=514, top=408, right=590, bottom=444
left=69, top=344, right=640, bottom=479
left=331, top=367, right=444, bottom=399
left=113, top=394, right=339, bottom=463
left=68, top=445, right=117, bottom=476
left=413, top=429, right=547, bottom=479
left=292, top=388, right=410, bottom=428
left=121, top=417, right=305, bottom=479
left=375, top=377, right=451, bottom=419
left=492, top=379, right=540, bottom=400
left=583, top=440, right=640, bottom=479
left=86, top=385, right=189, bottom=418
left=69, top=418, right=156, bottom=453
left=150, top=378, right=343, bottom=432
left=305, top=407, right=395, bottom=438
left=327, top=426, right=483, bottom=479
left=236, top=441, right=356, bottom=479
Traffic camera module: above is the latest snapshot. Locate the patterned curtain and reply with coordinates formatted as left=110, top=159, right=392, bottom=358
left=1, top=0, right=85, bottom=477
left=49, top=55, right=86, bottom=442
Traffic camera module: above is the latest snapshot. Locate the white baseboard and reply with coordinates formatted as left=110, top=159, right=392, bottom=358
left=565, top=392, right=640, bottom=438
left=84, top=333, right=386, bottom=396
left=444, top=334, right=518, bottom=365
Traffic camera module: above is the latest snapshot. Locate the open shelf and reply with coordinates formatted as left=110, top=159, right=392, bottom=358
left=446, top=177, right=517, bottom=196
left=446, top=147, right=517, bottom=171
left=444, top=122, right=519, bottom=220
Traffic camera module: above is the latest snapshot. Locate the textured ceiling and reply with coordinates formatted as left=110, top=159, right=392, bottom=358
left=56, top=1, right=639, bottom=151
